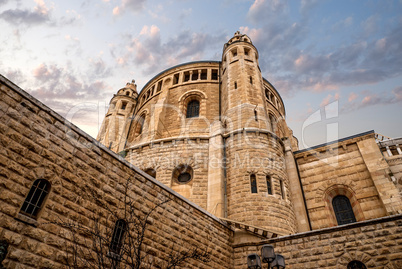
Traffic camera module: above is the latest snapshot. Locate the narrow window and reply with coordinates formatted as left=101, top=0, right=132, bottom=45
left=173, top=73, right=180, bottom=84
left=191, top=70, right=198, bottom=81
left=234, top=82, right=237, bottom=89
left=211, top=69, right=218, bottom=80
left=232, top=49, right=237, bottom=58
left=279, top=179, right=285, bottom=199
left=121, top=101, right=127, bottom=110
left=200, top=69, right=207, bottom=80
left=250, top=76, right=253, bottom=84
left=135, top=114, right=145, bottom=136
left=157, top=81, right=163, bottom=92
left=244, top=47, right=250, bottom=56
left=266, top=175, right=272, bottom=195
left=254, top=110, right=258, bottom=121
left=250, top=174, right=257, bottom=193
left=110, top=219, right=126, bottom=255
left=332, top=195, right=356, bottom=225
left=269, top=114, right=276, bottom=133
left=265, top=88, right=270, bottom=100
left=186, top=100, right=200, bottom=118
left=20, top=179, right=51, bottom=218
left=184, top=71, right=190, bottom=82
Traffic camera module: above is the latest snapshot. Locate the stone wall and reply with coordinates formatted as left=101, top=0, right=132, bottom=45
left=233, top=214, right=402, bottom=269
left=0, top=75, right=234, bottom=268
left=125, top=138, right=211, bottom=209
left=295, top=132, right=394, bottom=230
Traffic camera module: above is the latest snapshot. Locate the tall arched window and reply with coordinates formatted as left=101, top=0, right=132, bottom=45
left=279, top=179, right=285, bottom=199
left=266, top=175, right=272, bottom=195
left=20, top=179, right=51, bottom=218
left=186, top=100, right=199, bottom=118
left=332, top=195, right=356, bottom=225
left=135, top=114, right=145, bottom=136
left=269, top=114, right=276, bottom=133
left=110, top=219, right=127, bottom=254
left=250, top=174, right=257, bottom=193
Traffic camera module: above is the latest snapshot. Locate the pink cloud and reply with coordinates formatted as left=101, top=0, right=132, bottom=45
left=348, top=92, right=358, bottom=102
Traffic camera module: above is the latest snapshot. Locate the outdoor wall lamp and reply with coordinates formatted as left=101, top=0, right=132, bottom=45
left=247, top=244, right=285, bottom=269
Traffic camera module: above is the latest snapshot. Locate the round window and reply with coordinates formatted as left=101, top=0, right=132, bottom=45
left=172, top=164, right=193, bottom=184
left=178, top=172, right=191, bottom=183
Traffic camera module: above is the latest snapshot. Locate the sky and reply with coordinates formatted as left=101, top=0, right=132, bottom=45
left=1, top=0, right=401, bottom=149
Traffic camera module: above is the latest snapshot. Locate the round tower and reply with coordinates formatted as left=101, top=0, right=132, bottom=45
left=97, top=80, right=138, bottom=152
left=221, top=32, right=297, bottom=235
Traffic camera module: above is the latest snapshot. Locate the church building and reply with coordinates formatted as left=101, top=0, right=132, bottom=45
left=0, top=32, right=401, bottom=268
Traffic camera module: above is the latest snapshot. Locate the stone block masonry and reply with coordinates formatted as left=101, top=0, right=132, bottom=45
left=233, top=214, right=402, bottom=268
left=0, top=75, right=233, bottom=268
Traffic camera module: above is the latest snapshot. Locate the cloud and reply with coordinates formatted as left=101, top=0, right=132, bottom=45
left=320, top=93, right=339, bottom=107
left=115, top=26, right=226, bottom=76
left=248, top=0, right=289, bottom=23
left=30, top=63, right=111, bottom=103
left=0, top=0, right=51, bottom=25
left=341, top=87, right=402, bottom=113
left=113, top=0, right=147, bottom=16
left=348, top=92, right=358, bottom=102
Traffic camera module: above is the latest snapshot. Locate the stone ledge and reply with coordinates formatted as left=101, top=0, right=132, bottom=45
left=233, top=213, right=402, bottom=248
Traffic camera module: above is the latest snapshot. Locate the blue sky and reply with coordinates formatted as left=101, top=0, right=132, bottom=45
left=1, top=0, right=401, bottom=149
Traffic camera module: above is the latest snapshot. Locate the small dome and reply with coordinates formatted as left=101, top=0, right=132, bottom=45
left=117, top=79, right=138, bottom=97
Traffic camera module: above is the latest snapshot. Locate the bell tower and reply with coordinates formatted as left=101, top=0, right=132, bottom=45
left=221, top=32, right=297, bottom=235
left=97, top=80, right=138, bottom=153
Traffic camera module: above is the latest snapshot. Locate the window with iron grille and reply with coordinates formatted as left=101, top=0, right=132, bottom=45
left=332, top=195, right=356, bottom=225
left=20, top=179, right=50, bottom=218
left=110, top=219, right=127, bottom=255
left=186, top=100, right=199, bottom=118
left=250, top=174, right=257, bottom=193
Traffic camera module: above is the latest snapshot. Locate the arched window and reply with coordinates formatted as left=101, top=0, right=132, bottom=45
left=172, top=164, right=193, bottom=184
left=20, top=179, right=51, bottom=218
left=186, top=100, right=199, bottom=118
left=279, top=179, right=285, bottom=199
left=110, top=219, right=126, bottom=254
left=266, top=175, right=272, bottom=195
left=332, top=195, right=356, bottom=225
left=250, top=174, right=257, bottom=193
left=269, top=114, right=276, bottom=133
left=135, top=114, right=145, bottom=136
left=144, top=168, right=156, bottom=178
left=347, top=260, right=367, bottom=269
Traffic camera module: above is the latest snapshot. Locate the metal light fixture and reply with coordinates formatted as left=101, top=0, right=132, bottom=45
left=261, top=244, right=276, bottom=264
left=270, top=254, right=285, bottom=269
left=247, top=253, right=262, bottom=269
left=247, top=245, right=285, bottom=269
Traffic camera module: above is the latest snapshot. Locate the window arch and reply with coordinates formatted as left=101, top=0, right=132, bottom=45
left=20, top=179, right=51, bottom=218
left=186, top=100, right=199, bottom=118
left=250, top=174, right=257, bottom=193
left=144, top=168, right=156, bottom=178
left=332, top=195, right=356, bottom=225
left=269, top=114, right=276, bottom=133
left=134, top=113, right=146, bottom=136
left=110, top=219, right=126, bottom=254
left=172, top=164, right=193, bottom=184
left=347, top=260, right=367, bottom=269
left=279, top=179, right=285, bottom=199
left=266, top=175, right=272, bottom=195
